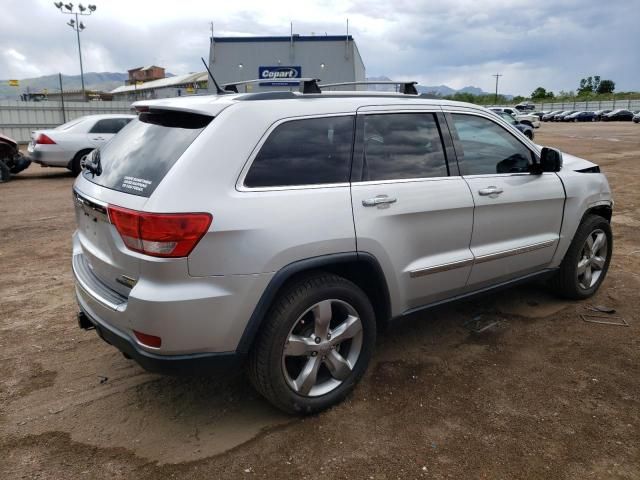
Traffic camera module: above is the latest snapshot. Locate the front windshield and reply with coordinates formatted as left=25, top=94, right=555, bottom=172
left=499, top=113, right=517, bottom=125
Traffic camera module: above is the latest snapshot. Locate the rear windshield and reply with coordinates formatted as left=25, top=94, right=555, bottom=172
left=83, top=111, right=212, bottom=197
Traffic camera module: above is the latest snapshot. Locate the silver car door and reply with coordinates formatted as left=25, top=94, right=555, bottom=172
left=351, top=107, right=475, bottom=314
left=444, top=110, right=565, bottom=289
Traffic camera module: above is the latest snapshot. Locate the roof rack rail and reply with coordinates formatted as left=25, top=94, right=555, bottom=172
left=221, top=78, right=322, bottom=94
left=320, top=81, right=419, bottom=95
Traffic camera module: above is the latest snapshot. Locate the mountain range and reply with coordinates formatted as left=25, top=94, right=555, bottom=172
left=366, top=76, right=512, bottom=98
left=0, top=72, right=173, bottom=99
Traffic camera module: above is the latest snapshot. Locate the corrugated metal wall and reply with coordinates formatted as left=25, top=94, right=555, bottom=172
left=491, top=99, right=640, bottom=112
left=0, top=100, right=133, bottom=143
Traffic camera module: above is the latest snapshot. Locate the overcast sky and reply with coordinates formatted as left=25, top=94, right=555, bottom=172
left=1, top=0, right=638, bottom=95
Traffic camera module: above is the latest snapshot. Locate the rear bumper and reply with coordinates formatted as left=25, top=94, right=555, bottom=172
left=77, top=306, right=244, bottom=375
left=27, top=147, right=72, bottom=167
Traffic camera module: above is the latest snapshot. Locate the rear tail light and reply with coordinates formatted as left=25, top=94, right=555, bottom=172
left=133, top=330, right=162, bottom=348
left=35, top=133, right=56, bottom=145
left=107, top=205, right=212, bottom=258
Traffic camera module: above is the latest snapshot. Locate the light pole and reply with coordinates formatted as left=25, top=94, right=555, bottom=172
left=53, top=2, right=97, bottom=101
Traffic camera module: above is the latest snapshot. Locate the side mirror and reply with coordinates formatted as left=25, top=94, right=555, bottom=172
left=533, top=147, right=563, bottom=173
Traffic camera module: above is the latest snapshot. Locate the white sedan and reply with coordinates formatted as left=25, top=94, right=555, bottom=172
left=28, top=114, right=135, bottom=174
left=490, top=107, right=540, bottom=128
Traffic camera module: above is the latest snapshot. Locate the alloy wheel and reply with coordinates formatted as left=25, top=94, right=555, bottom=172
left=577, top=229, right=608, bottom=290
left=282, top=299, right=363, bottom=397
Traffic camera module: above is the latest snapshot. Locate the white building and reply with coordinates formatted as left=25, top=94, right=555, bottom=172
left=110, top=72, right=208, bottom=101
left=208, top=35, right=366, bottom=93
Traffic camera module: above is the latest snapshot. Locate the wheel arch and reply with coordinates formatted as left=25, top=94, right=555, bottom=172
left=583, top=203, right=612, bottom=223
left=236, top=252, right=391, bottom=355
left=67, top=148, right=95, bottom=171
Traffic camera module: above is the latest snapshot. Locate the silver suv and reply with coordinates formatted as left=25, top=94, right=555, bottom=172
left=72, top=88, right=613, bottom=414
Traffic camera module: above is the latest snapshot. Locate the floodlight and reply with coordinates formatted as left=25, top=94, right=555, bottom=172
left=78, top=3, right=86, bottom=11
left=88, top=4, right=96, bottom=11
left=67, top=19, right=75, bottom=26
left=54, top=2, right=63, bottom=8
left=79, top=22, right=85, bottom=30
left=64, top=3, right=73, bottom=11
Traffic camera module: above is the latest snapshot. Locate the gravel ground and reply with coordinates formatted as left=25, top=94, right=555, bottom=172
left=1, top=122, right=639, bottom=479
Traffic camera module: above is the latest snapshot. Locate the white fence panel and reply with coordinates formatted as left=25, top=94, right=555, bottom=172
left=0, top=100, right=134, bottom=143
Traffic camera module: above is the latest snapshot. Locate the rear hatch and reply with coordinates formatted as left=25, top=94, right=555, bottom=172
left=73, top=110, right=213, bottom=297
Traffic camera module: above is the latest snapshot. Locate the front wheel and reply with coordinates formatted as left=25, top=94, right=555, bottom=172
left=550, top=215, right=612, bottom=299
left=0, top=160, right=10, bottom=183
left=248, top=273, right=376, bottom=414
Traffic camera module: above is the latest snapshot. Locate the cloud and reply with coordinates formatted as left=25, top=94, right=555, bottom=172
left=0, top=0, right=638, bottom=95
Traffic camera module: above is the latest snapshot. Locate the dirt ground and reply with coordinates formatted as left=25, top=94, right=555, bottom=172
left=1, top=122, right=639, bottom=479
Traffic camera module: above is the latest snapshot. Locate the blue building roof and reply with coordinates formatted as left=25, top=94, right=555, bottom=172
left=212, top=35, right=354, bottom=43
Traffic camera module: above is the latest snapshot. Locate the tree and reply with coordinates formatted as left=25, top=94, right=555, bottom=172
left=578, top=75, right=606, bottom=95
left=530, top=87, right=554, bottom=100
left=578, top=76, right=594, bottom=95
left=597, top=79, right=615, bottom=94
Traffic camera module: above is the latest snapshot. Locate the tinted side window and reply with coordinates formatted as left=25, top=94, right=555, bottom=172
left=90, top=118, right=132, bottom=134
left=450, top=114, right=533, bottom=175
left=245, top=116, right=354, bottom=188
left=359, top=113, right=448, bottom=181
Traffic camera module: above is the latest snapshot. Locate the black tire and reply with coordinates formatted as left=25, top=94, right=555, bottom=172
left=524, top=130, right=533, bottom=140
left=248, top=272, right=376, bottom=414
left=0, top=160, right=10, bottom=183
left=70, top=149, right=93, bottom=176
left=550, top=214, right=612, bottom=300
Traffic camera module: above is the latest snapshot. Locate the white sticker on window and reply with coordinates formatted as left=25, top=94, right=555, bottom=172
left=121, top=176, right=153, bottom=192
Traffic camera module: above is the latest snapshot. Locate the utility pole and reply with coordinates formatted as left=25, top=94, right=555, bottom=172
left=59, top=73, right=66, bottom=122
left=492, top=73, right=503, bottom=104
left=53, top=2, right=98, bottom=101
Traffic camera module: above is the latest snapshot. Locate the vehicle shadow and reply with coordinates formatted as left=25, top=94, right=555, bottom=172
left=12, top=170, right=76, bottom=181
left=80, top=283, right=567, bottom=464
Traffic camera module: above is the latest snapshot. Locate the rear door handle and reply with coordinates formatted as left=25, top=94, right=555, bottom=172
left=478, top=186, right=504, bottom=196
left=92, top=137, right=105, bottom=141
left=362, top=195, right=397, bottom=207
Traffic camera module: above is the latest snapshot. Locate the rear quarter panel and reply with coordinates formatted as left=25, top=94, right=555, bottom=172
left=146, top=102, right=358, bottom=276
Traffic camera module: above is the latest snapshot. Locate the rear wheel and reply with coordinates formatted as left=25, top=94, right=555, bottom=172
left=248, top=273, right=376, bottom=414
left=524, top=130, right=533, bottom=140
left=550, top=215, right=612, bottom=299
left=70, top=149, right=93, bottom=176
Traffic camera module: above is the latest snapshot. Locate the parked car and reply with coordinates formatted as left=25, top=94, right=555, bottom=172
left=554, top=111, right=577, bottom=121
left=565, top=111, right=596, bottom=122
left=593, top=109, right=612, bottom=121
left=542, top=110, right=564, bottom=121
left=515, top=102, right=536, bottom=111
left=601, top=109, right=634, bottom=122
left=633, top=112, right=640, bottom=123
left=72, top=90, right=613, bottom=414
left=490, top=107, right=540, bottom=128
left=0, top=133, right=31, bottom=182
left=28, top=114, right=135, bottom=174
left=494, top=111, right=535, bottom=139
left=530, top=111, right=548, bottom=120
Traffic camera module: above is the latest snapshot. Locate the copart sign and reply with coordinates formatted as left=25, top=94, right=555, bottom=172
left=259, top=66, right=302, bottom=86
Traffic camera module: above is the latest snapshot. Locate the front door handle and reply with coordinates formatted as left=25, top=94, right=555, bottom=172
left=92, top=137, right=105, bottom=141
left=478, top=186, right=504, bottom=196
left=362, top=195, right=397, bottom=207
